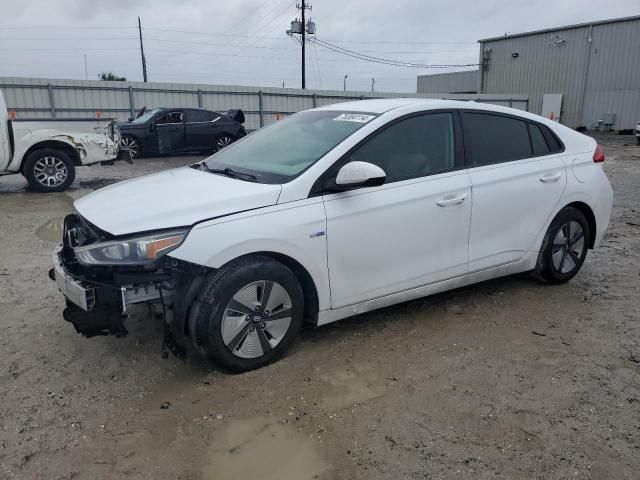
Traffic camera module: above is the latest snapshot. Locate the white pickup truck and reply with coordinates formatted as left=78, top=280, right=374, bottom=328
left=0, top=90, right=120, bottom=192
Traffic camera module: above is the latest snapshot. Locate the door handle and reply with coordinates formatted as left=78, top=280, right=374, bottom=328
left=539, top=172, right=562, bottom=183
left=437, top=193, right=467, bottom=207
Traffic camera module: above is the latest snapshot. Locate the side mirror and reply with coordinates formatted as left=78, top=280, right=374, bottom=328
left=334, top=161, right=386, bottom=190
left=127, top=117, right=134, bottom=122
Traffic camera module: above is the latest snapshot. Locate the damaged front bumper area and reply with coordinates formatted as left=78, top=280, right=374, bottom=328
left=50, top=214, right=206, bottom=357
left=52, top=249, right=167, bottom=338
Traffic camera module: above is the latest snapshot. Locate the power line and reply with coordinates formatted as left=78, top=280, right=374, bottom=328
left=143, top=27, right=283, bottom=39
left=145, top=37, right=297, bottom=51
left=309, top=38, right=479, bottom=68
left=0, top=26, right=136, bottom=30
left=0, top=35, right=476, bottom=55
left=0, top=47, right=139, bottom=52
left=315, top=38, right=477, bottom=45
left=224, top=0, right=294, bottom=58
left=0, top=25, right=477, bottom=45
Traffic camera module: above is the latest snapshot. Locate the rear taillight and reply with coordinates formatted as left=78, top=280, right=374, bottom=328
left=593, top=144, right=605, bottom=163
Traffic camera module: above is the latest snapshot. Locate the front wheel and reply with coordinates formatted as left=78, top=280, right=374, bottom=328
left=189, top=256, right=304, bottom=372
left=534, top=207, right=590, bottom=284
left=23, top=148, right=76, bottom=192
left=120, top=135, right=141, bottom=159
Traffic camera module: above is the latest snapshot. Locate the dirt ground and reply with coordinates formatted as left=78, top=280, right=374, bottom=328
left=0, top=135, right=639, bottom=480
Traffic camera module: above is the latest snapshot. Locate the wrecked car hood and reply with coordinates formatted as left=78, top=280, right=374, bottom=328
left=74, top=167, right=282, bottom=236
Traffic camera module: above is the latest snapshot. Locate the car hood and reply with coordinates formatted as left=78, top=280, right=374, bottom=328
left=74, top=167, right=282, bottom=236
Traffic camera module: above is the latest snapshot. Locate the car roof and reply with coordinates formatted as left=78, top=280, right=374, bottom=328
left=315, top=97, right=535, bottom=115
left=317, top=98, right=566, bottom=126
left=315, top=98, right=436, bottom=114
left=157, top=107, right=218, bottom=113
left=314, top=98, right=583, bottom=143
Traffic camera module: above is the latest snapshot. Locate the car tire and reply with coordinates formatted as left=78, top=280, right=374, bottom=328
left=189, top=256, right=304, bottom=372
left=22, top=148, right=76, bottom=192
left=215, top=134, right=235, bottom=152
left=533, top=207, right=590, bottom=284
left=636, top=136, right=640, bottom=145
left=120, top=135, right=141, bottom=159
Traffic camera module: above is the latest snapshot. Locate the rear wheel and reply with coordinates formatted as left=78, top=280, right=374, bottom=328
left=534, top=207, right=590, bottom=284
left=23, top=148, right=75, bottom=192
left=215, top=134, right=235, bottom=151
left=189, top=256, right=303, bottom=372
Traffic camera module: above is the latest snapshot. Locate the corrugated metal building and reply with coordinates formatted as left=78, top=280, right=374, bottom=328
left=417, top=70, right=478, bottom=94
left=478, top=15, right=640, bottom=129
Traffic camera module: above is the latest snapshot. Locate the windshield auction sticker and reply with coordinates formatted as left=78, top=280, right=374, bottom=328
left=333, top=113, right=376, bottom=123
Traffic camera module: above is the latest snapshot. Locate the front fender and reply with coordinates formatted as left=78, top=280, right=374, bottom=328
left=170, top=200, right=331, bottom=310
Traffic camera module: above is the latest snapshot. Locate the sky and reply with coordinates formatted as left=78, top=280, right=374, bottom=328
left=0, top=0, right=638, bottom=93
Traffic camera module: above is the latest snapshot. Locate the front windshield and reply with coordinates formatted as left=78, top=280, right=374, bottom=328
left=203, top=110, right=378, bottom=183
left=131, top=108, right=160, bottom=124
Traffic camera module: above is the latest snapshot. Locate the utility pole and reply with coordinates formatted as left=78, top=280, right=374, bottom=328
left=371, top=77, right=375, bottom=92
left=301, top=0, right=306, bottom=89
left=287, top=2, right=314, bottom=89
left=84, top=54, right=88, bottom=80
left=138, top=16, right=148, bottom=82
left=343, top=74, right=348, bottom=91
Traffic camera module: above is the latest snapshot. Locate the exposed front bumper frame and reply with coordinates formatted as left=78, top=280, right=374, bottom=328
left=52, top=246, right=166, bottom=338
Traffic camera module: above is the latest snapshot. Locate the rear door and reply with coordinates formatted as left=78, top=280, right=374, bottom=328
left=462, top=111, right=567, bottom=272
left=156, top=110, right=186, bottom=154
left=323, top=111, right=472, bottom=308
left=185, top=109, right=222, bottom=151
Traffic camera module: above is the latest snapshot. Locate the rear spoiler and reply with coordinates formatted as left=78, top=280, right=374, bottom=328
left=225, top=109, right=245, bottom=124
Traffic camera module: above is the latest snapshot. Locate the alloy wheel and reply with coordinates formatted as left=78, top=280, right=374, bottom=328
left=216, top=136, right=233, bottom=150
left=33, top=156, right=68, bottom=187
left=120, top=136, right=138, bottom=157
left=552, top=220, right=585, bottom=274
left=221, top=280, right=293, bottom=359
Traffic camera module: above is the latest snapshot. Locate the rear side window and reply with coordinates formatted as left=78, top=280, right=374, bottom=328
left=187, top=110, right=219, bottom=123
left=463, top=112, right=532, bottom=166
left=541, top=125, right=563, bottom=153
left=529, top=124, right=550, bottom=155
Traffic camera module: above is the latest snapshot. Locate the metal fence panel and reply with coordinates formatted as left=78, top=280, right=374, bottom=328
left=0, top=77, right=528, bottom=130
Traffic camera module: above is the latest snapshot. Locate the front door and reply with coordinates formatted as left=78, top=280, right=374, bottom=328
left=461, top=111, right=567, bottom=272
left=156, top=110, right=186, bottom=154
left=323, top=112, right=472, bottom=309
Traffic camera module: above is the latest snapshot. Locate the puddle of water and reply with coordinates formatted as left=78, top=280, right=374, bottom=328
left=36, top=216, right=65, bottom=242
left=203, top=418, right=330, bottom=480
left=78, top=179, right=120, bottom=190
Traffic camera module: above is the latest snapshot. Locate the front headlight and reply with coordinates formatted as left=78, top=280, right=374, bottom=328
left=74, top=229, right=188, bottom=266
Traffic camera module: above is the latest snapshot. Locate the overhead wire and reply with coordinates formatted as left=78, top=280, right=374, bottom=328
left=309, top=37, right=479, bottom=68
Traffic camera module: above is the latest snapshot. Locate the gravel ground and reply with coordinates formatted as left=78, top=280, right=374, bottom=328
left=0, top=135, right=638, bottom=479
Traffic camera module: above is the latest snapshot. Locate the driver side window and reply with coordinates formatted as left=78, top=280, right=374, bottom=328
left=156, top=111, right=184, bottom=125
left=349, top=112, right=455, bottom=183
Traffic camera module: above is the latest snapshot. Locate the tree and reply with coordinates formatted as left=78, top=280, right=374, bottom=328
left=98, top=72, right=126, bottom=81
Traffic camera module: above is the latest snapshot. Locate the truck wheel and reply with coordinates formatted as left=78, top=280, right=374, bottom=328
left=120, top=135, right=141, bottom=158
left=189, top=256, right=304, bottom=372
left=23, top=149, right=76, bottom=192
